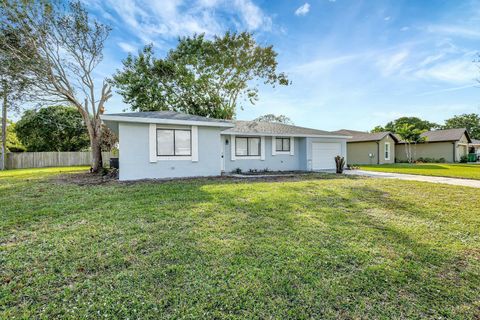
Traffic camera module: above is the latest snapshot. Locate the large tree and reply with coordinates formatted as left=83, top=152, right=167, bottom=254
left=372, top=117, right=438, bottom=133
left=0, top=119, right=25, bottom=152
left=0, top=26, right=34, bottom=169
left=15, top=106, right=90, bottom=152
left=111, top=32, right=289, bottom=119
left=442, top=113, right=480, bottom=140
left=254, top=114, right=293, bottom=125
left=1, top=0, right=112, bottom=172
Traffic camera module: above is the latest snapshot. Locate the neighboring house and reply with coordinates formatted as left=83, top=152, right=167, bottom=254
left=469, top=139, right=480, bottom=156
left=332, top=129, right=398, bottom=165
left=101, top=111, right=350, bottom=180
left=395, top=128, right=472, bottom=163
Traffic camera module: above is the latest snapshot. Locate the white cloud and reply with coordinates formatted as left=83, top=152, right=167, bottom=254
left=416, top=84, right=478, bottom=97
left=400, top=26, right=409, bottom=31
left=376, top=50, right=410, bottom=76
left=414, top=58, right=478, bottom=84
left=234, top=0, right=272, bottom=30
left=384, top=16, right=391, bottom=21
left=84, top=0, right=272, bottom=44
left=295, top=3, right=310, bottom=16
left=291, top=53, right=365, bottom=74
left=426, top=25, right=480, bottom=39
left=118, top=42, right=137, bottom=53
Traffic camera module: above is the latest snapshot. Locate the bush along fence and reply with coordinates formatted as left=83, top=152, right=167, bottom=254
left=1, top=151, right=114, bottom=170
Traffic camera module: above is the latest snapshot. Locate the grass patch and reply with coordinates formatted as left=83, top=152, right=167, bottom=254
left=1, top=167, right=480, bottom=318
left=359, top=163, right=480, bottom=180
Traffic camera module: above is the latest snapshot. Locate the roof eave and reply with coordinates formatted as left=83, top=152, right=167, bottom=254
left=100, top=115, right=234, bottom=128
left=220, top=131, right=351, bottom=138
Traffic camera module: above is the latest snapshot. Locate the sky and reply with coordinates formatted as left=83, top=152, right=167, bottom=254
left=83, top=0, right=480, bottom=131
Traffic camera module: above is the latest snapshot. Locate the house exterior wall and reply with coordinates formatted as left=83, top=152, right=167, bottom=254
left=222, top=135, right=347, bottom=172
left=118, top=122, right=223, bottom=180
left=346, top=141, right=377, bottom=165
left=395, top=142, right=455, bottom=162
left=455, top=133, right=469, bottom=161
left=346, top=136, right=395, bottom=165
left=222, top=135, right=305, bottom=172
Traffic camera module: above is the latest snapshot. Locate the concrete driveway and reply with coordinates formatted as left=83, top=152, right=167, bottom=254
left=345, top=169, right=480, bottom=188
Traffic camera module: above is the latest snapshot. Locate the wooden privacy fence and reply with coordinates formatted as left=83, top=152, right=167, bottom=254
left=3, top=151, right=114, bottom=169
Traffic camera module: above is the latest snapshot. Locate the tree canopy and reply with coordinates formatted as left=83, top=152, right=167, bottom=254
left=111, top=32, right=290, bottom=119
left=442, top=113, right=480, bottom=140
left=0, top=119, right=25, bottom=152
left=15, top=106, right=90, bottom=152
left=254, top=114, right=293, bottom=125
left=372, top=117, right=438, bottom=133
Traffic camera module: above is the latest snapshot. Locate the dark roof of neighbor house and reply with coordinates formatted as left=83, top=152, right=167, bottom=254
left=222, top=121, right=350, bottom=137
left=396, top=128, right=472, bottom=144
left=332, top=129, right=398, bottom=143
left=102, top=111, right=233, bottom=125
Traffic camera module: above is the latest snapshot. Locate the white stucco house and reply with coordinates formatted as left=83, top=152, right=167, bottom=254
left=102, top=111, right=350, bottom=180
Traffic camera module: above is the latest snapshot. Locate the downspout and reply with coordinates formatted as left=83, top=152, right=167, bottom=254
left=376, top=142, right=380, bottom=164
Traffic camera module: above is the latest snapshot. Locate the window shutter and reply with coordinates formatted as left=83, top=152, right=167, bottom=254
left=290, top=137, right=295, bottom=156
left=149, top=124, right=157, bottom=163
left=261, top=136, right=265, bottom=160
left=272, top=136, right=276, bottom=156
left=191, top=126, right=198, bottom=162
left=231, top=135, right=236, bottom=161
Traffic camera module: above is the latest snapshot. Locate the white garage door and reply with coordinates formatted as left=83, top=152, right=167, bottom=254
left=312, top=142, right=342, bottom=170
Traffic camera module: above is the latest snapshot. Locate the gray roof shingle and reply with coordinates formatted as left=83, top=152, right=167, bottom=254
left=222, top=121, right=349, bottom=137
left=103, top=111, right=232, bottom=124
left=332, top=129, right=398, bottom=142
left=396, top=128, right=471, bottom=143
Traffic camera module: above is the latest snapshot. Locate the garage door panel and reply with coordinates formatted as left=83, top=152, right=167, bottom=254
left=312, top=142, right=341, bottom=170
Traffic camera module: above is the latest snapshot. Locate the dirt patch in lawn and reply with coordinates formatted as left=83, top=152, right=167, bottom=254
left=52, top=170, right=353, bottom=186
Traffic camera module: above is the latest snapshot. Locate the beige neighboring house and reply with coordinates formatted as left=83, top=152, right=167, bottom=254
left=395, top=128, right=472, bottom=163
left=469, top=139, right=480, bottom=157
left=333, top=130, right=398, bottom=165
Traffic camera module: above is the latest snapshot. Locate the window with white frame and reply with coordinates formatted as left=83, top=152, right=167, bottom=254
left=236, top=137, right=260, bottom=156
left=276, top=138, right=290, bottom=152
left=384, top=142, right=390, bottom=160
left=157, top=129, right=191, bottom=156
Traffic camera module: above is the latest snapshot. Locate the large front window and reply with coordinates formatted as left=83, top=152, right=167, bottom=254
left=157, top=129, right=191, bottom=156
left=276, top=138, right=290, bottom=152
left=236, top=137, right=260, bottom=156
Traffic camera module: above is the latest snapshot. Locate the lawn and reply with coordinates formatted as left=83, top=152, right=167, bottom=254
left=358, top=163, right=480, bottom=180
left=1, top=168, right=480, bottom=319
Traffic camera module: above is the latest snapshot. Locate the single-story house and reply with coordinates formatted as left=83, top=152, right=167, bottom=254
left=332, top=129, right=398, bottom=165
left=101, top=111, right=350, bottom=180
left=395, top=128, right=471, bottom=163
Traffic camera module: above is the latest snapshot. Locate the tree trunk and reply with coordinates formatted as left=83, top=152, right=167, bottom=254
left=1, top=88, right=7, bottom=171
left=90, top=133, right=103, bottom=173
left=80, top=111, right=104, bottom=173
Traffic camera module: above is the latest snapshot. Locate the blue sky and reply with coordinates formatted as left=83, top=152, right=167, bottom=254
left=84, top=0, right=480, bottom=131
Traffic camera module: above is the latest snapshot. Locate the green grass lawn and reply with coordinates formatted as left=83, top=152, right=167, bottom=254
left=1, top=168, right=480, bottom=319
left=358, top=163, right=480, bottom=180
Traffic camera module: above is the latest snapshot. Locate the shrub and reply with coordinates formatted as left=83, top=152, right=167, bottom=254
left=460, top=155, right=468, bottom=163
left=233, top=168, right=242, bottom=174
